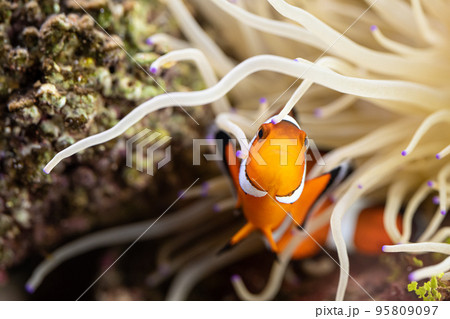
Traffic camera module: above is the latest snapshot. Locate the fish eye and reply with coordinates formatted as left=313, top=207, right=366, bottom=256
left=258, top=128, right=264, bottom=138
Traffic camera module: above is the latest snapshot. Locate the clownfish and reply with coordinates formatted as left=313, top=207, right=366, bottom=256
left=216, top=114, right=399, bottom=258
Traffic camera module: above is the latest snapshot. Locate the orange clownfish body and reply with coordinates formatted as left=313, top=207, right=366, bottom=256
left=217, top=114, right=398, bottom=258
left=277, top=199, right=403, bottom=259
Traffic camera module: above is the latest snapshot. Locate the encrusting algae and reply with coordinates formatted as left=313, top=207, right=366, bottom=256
left=2, top=0, right=450, bottom=301
left=0, top=0, right=210, bottom=299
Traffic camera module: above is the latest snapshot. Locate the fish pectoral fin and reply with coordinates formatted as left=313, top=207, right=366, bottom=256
left=230, top=222, right=256, bottom=245
left=291, top=162, right=352, bottom=227
left=218, top=222, right=256, bottom=255
left=291, top=173, right=332, bottom=225
left=262, top=228, right=279, bottom=254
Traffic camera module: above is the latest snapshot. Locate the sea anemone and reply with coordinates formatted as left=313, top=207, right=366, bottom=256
left=29, top=0, right=450, bottom=300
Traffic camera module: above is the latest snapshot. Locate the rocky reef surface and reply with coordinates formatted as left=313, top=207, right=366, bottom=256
left=0, top=0, right=213, bottom=298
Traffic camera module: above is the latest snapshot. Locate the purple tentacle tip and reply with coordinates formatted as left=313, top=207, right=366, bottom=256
left=381, top=245, right=385, bottom=252
left=159, top=264, right=171, bottom=275
left=43, top=168, right=49, bottom=174
left=436, top=153, right=441, bottom=160
left=357, top=184, right=363, bottom=189
left=293, top=58, right=299, bottom=62
left=427, top=180, right=434, bottom=187
left=441, top=210, right=447, bottom=216
left=150, top=66, right=157, bottom=74
left=201, top=182, right=209, bottom=197
left=25, top=284, right=34, bottom=294
left=145, top=37, right=154, bottom=46
left=432, top=196, right=440, bottom=205
left=236, top=150, right=242, bottom=157
left=314, top=108, right=322, bottom=118
left=231, top=274, right=240, bottom=282
left=408, top=273, right=415, bottom=282
left=370, top=25, right=378, bottom=32
left=259, top=97, right=267, bottom=104
left=401, top=150, right=407, bottom=156
left=213, top=204, right=220, bottom=213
